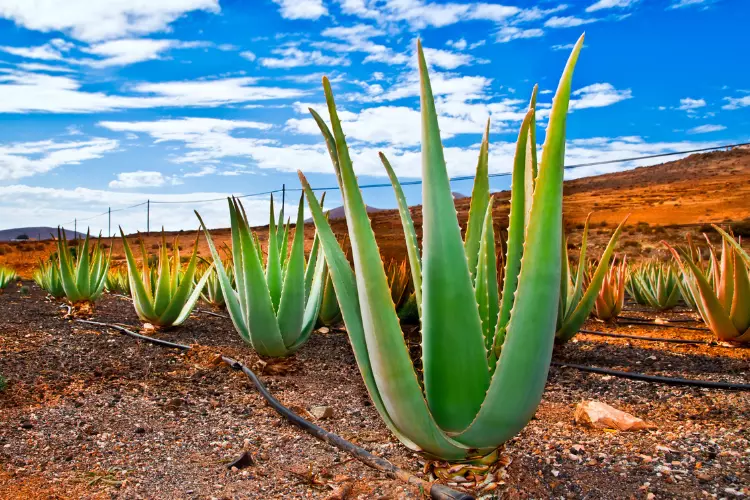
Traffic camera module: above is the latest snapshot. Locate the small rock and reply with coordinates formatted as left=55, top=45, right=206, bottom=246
left=20, top=422, right=33, bottom=430
left=574, top=401, right=655, bottom=431
left=310, top=406, right=334, bottom=420
left=134, top=426, right=146, bottom=434
left=318, top=327, right=330, bottom=334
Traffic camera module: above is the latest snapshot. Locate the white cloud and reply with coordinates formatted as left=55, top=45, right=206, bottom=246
left=422, top=47, right=476, bottom=69
left=98, top=117, right=273, bottom=141
left=446, top=38, right=467, bottom=50
left=495, top=27, right=544, bottom=43
left=336, top=0, right=380, bottom=18
left=240, top=51, right=257, bottom=62
left=570, top=83, right=632, bottom=110
left=722, top=95, right=750, bottom=110
left=259, top=46, right=349, bottom=68
left=272, top=0, right=327, bottom=20
left=16, top=62, right=76, bottom=73
left=0, top=0, right=220, bottom=42
left=544, top=16, right=597, bottom=28
left=183, top=165, right=218, bottom=177
left=687, top=124, right=726, bottom=134
left=109, top=170, right=182, bottom=189
left=316, top=24, right=408, bottom=66
left=677, top=97, right=706, bottom=111
left=82, top=38, right=210, bottom=68
left=586, top=0, right=639, bottom=12
left=0, top=71, right=307, bottom=113
left=0, top=38, right=74, bottom=61
left=0, top=137, right=119, bottom=181
left=668, top=0, right=714, bottom=9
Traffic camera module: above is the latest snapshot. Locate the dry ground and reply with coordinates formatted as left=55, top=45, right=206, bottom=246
left=0, top=284, right=748, bottom=499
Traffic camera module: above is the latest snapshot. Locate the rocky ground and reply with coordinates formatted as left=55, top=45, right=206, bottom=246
left=0, top=283, right=748, bottom=499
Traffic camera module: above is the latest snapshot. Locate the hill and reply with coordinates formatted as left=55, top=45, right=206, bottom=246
left=0, top=227, right=86, bottom=242
left=2, top=148, right=749, bottom=277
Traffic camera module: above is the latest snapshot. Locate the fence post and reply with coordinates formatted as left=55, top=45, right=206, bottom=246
left=282, top=184, right=285, bottom=210
left=108, top=207, right=111, bottom=239
left=147, top=200, right=150, bottom=235
left=74, top=219, right=77, bottom=241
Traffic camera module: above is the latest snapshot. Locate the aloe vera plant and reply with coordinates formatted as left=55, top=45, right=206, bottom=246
left=0, top=266, right=17, bottom=291
left=56, top=229, right=111, bottom=304
left=120, top=231, right=211, bottom=327
left=627, top=260, right=681, bottom=311
left=105, top=268, right=130, bottom=295
left=195, top=194, right=327, bottom=356
left=318, top=269, right=342, bottom=326
left=667, top=227, right=750, bottom=343
left=33, top=258, right=65, bottom=298
left=198, top=263, right=231, bottom=308
left=298, top=37, right=583, bottom=460
left=554, top=215, right=628, bottom=343
left=593, top=255, right=627, bottom=321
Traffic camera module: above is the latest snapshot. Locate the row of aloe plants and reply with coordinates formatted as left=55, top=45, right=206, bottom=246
left=25, top=37, right=747, bottom=464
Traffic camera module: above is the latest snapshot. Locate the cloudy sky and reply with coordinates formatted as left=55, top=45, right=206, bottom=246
left=0, top=0, right=747, bottom=234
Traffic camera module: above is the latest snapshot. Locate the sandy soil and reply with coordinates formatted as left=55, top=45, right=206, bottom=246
left=0, top=283, right=748, bottom=499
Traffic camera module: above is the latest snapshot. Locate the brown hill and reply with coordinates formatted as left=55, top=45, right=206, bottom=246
left=2, top=148, right=749, bottom=278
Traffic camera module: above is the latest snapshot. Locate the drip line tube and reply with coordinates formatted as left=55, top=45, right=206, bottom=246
left=70, top=316, right=473, bottom=500
left=551, top=361, right=750, bottom=391
left=616, top=320, right=710, bottom=332
left=578, top=329, right=712, bottom=345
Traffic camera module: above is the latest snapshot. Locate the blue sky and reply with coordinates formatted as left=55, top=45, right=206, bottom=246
left=0, top=0, right=747, bottom=233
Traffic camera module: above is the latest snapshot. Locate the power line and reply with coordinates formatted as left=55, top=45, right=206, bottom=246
left=57, top=141, right=749, bottom=228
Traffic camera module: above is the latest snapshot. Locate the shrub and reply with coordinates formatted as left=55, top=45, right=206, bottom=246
left=19, top=285, right=30, bottom=296
left=0, top=375, right=7, bottom=392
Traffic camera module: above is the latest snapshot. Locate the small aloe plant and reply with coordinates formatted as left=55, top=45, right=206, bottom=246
left=667, top=227, right=750, bottom=343
left=298, top=36, right=584, bottom=460
left=120, top=231, right=212, bottom=327
left=198, top=263, right=232, bottom=308
left=195, top=194, right=327, bottom=357
left=0, top=266, right=18, bottom=291
left=33, top=257, right=65, bottom=298
left=105, top=268, right=130, bottom=295
left=593, top=255, right=628, bottom=321
left=56, top=229, right=111, bottom=305
left=627, top=260, right=681, bottom=311
left=555, top=215, right=628, bottom=343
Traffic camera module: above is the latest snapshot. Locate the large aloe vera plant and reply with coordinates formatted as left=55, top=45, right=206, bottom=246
left=56, top=229, right=111, bottom=304
left=667, top=227, right=750, bottom=343
left=297, top=37, right=583, bottom=460
left=195, top=194, right=327, bottom=356
left=593, top=255, right=627, bottom=321
left=555, top=215, right=627, bottom=343
left=120, top=231, right=211, bottom=327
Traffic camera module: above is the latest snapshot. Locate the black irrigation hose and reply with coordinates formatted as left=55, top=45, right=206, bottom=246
left=70, top=315, right=472, bottom=500
left=551, top=361, right=750, bottom=391
left=579, top=329, right=712, bottom=345
left=618, top=315, right=701, bottom=324
left=617, top=320, right=710, bottom=332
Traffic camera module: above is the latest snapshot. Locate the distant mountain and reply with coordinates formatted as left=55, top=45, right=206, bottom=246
left=452, top=191, right=469, bottom=200
left=0, top=227, right=86, bottom=242
left=305, top=204, right=382, bottom=223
